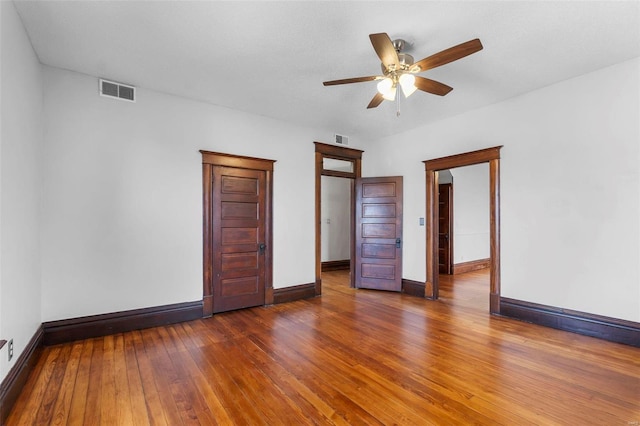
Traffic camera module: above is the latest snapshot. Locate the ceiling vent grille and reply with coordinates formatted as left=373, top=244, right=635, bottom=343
left=99, top=79, right=136, bottom=102
left=334, top=134, right=349, bottom=145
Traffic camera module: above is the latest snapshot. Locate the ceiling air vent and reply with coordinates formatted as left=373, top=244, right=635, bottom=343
left=334, top=134, right=349, bottom=145
left=99, top=79, right=136, bottom=102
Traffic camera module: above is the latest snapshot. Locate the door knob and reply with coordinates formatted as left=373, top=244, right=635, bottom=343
left=396, top=238, right=402, bottom=248
left=259, top=243, right=266, bottom=254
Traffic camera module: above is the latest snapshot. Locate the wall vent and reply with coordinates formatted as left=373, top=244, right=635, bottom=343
left=334, top=134, right=349, bottom=145
left=99, top=79, right=136, bottom=102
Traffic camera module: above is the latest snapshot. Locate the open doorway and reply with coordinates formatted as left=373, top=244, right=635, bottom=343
left=314, top=142, right=363, bottom=295
left=321, top=175, right=352, bottom=272
left=445, top=164, right=491, bottom=275
left=424, top=146, right=502, bottom=314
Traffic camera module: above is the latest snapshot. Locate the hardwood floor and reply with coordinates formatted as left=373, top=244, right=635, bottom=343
left=7, top=270, right=640, bottom=425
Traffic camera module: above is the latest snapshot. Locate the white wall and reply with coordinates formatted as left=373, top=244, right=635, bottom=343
left=321, top=176, right=350, bottom=261
left=0, top=1, right=43, bottom=381
left=40, top=66, right=356, bottom=322
left=0, top=1, right=4, bottom=381
left=438, top=169, right=453, bottom=184
left=366, top=58, right=640, bottom=322
left=451, top=164, right=489, bottom=263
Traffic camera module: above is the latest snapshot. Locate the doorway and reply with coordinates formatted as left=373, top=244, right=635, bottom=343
left=314, top=142, right=362, bottom=295
left=424, top=146, right=502, bottom=314
left=321, top=175, right=351, bottom=272
left=315, top=142, right=405, bottom=295
left=201, top=151, right=275, bottom=316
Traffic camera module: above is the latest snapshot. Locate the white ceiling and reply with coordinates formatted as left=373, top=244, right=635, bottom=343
left=13, top=1, right=640, bottom=141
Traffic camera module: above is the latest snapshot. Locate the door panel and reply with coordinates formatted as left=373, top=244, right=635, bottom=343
left=362, top=263, right=396, bottom=279
left=355, top=176, right=403, bottom=292
left=362, top=243, right=395, bottom=258
left=363, top=182, right=396, bottom=197
left=213, top=166, right=266, bottom=313
left=220, top=277, right=258, bottom=297
left=438, top=183, right=453, bottom=275
left=362, top=223, right=396, bottom=238
left=222, top=175, right=259, bottom=193
left=221, top=252, right=258, bottom=271
left=221, top=202, right=258, bottom=218
left=362, top=203, right=396, bottom=217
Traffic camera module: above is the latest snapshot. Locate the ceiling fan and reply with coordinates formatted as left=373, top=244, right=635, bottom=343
left=323, top=33, right=483, bottom=111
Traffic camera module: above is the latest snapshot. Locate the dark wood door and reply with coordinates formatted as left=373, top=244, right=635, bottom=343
left=355, top=176, right=403, bottom=291
left=212, top=166, right=266, bottom=313
left=438, top=183, right=453, bottom=275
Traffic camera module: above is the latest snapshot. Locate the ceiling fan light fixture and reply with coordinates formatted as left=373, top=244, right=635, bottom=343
left=383, top=86, right=397, bottom=101
left=399, top=73, right=417, bottom=97
left=377, top=78, right=396, bottom=101
left=323, top=33, right=483, bottom=111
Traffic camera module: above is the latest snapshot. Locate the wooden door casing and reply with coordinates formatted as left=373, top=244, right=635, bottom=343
left=355, top=176, right=403, bottom=292
left=201, top=151, right=275, bottom=317
left=423, top=146, right=502, bottom=313
left=438, top=183, right=453, bottom=275
left=314, top=142, right=363, bottom=295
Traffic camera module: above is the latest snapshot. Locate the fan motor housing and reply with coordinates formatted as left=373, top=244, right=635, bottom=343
left=381, top=53, right=414, bottom=74
left=398, top=53, right=414, bottom=66
left=380, top=39, right=414, bottom=73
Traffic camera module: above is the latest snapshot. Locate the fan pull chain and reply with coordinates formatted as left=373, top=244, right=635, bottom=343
left=396, top=89, right=401, bottom=117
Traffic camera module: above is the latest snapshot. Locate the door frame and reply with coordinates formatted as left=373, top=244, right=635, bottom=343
left=424, top=146, right=502, bottom=314
left=314, top=142, right=363, bottom=295
left=201, top=150, right=275, bottom=317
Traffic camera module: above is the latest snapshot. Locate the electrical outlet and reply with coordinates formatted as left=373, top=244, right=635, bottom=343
left=8, top=339, right=13, bottom=361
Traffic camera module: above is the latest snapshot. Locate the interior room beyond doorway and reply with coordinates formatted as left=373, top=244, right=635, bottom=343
left=321, top=175, right=351, bottom=273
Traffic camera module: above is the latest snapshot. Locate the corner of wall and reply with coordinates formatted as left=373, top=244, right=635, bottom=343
left=0, top=0, right=45, bottom=383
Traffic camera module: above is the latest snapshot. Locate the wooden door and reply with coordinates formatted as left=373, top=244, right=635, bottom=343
left=355, top=176, right=403, bottom=291
left=212, top=166, right=267, bottom=313
left=438, top=183, right=453, bottom=275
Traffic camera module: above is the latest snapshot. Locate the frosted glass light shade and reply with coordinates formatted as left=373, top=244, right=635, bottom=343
left=382, top=86, right=396, bottom=101
left=377, top=78, right=396, bottom=101
left=399, top=74, right=417, bottom=97
left=377, top=77, right=392, bottom=94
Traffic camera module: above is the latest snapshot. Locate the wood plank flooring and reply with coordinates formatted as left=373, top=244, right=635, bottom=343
left=7, top=270, right=640, bottom=425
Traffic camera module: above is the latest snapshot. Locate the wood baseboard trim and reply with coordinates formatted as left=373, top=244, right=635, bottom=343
left=0, top=325, right=44, bottom=424
left=273, top=283, right=316, bottom=304
left=500, top=297, right=640, bottom=347
left=321, top=259, right=350, bottom=271
left=452, top=258, right=490, bottom=275
left=43, top=300, right=203, bottom=346
left=402, top=279, right=426, bottom=298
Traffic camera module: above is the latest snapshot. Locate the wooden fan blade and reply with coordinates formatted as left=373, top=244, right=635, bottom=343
left=413, top=39, right=483, bottom=72
left=367, top=93, right=384, bottom=109
left=323, top=76, right=379, bottom=86
left=415, top=76, right=453, bottom=96
left=369, top=33, right=400, bottom=71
